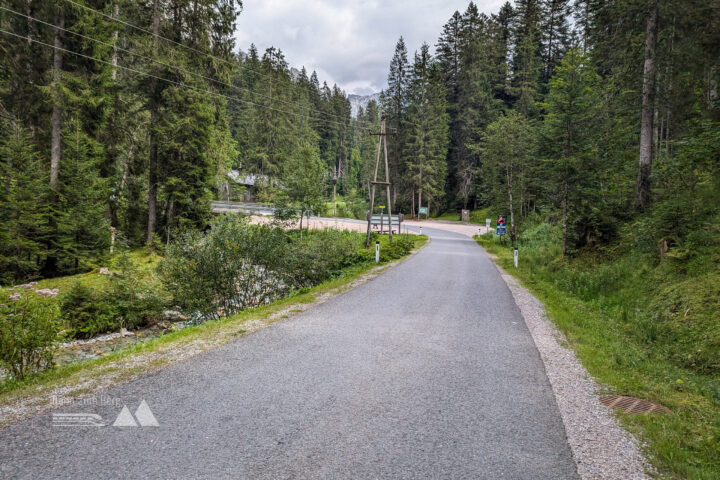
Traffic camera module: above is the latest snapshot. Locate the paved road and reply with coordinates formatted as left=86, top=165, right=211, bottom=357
left=0, top=227, right=578, bottom=479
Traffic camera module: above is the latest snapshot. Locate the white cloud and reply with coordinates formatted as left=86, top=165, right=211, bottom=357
left=234, top=0, right=507, bottom=95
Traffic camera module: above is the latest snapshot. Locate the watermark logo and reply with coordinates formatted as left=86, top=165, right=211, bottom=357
left=113, top=401, right=159, bottom=427
left=52, top=399, right=159, bottom=428
left=52, top=413, right=105, bottom=427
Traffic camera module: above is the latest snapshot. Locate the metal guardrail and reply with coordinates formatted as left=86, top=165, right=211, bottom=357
left=211, top=201, right=276, bottom=215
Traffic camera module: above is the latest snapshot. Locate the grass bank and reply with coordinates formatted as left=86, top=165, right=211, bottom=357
left=0, top=234, right=427, bottom=426
left=475, top=226, right=719, bottom=479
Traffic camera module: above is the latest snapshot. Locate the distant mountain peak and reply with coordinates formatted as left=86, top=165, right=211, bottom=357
left=348, top=92, right=381, bottom=118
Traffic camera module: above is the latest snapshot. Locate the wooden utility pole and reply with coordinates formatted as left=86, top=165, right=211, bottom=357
left=365, top=117, right=395, bottom=247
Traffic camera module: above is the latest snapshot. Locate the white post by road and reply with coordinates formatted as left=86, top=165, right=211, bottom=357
left=514, top=247, right=519, bottom=268
left=486, top=218, right=491, bottom=232
left=375, top=241, right=380, bottom=263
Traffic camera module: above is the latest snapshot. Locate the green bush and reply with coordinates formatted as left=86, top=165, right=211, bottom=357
left=61, top=283, right=119, bottom=339
left=355, top=235, right=415, bottom=263
left=159, top=215, right=383, bottom=323
left=284, top=230, right=358, bottom=286
left=159, top=215, right=291, bottom=321
left=0, top=289, right=60, bottom=379
left=61, top=258, right=165, bottom=339
left=106, top=256, right=166, bottom=330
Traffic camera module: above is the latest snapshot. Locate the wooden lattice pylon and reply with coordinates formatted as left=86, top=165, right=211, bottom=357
left=365, top=117, right=395, bottom=247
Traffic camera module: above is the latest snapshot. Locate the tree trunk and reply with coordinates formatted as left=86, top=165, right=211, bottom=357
left=417, top=169, right=422, bottom=220
left=506, top=162, right=515, bottom=245
left=111, top=3, right=119, bottom=81
left=332, top=181, right=337, bottom=216
left=410, top=187, right=415, bottom=218
left=635, top=0, right=658, bottom=210
left=25, top=0, right=33, bottom=46
left=146, top=0, right=161, bottom=244
left=49, top=8, right=64, bottom=189
left=561, top=179, right=568, bottom=256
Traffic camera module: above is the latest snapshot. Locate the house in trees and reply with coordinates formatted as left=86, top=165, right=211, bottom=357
left=218, top=171, right=268, bottom=202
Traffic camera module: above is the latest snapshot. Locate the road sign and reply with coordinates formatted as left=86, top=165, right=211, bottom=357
left=496, top=215, right=506, bottom=236
left=419, top=207, right=428, bottom=215
left=378, top=205, right=385, bottom=209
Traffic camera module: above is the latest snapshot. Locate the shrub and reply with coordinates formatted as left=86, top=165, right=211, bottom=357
left=106, top=255, right=166, bottom=330
left=61, top=258, right=165, bottom=339
left=283, top=230, right=358, bottom=286
left=159, top=216, right=374, bottom=323
left=355, top=235, right=415, bottom=263
left=159, top=215, right=290, bottom=321
left=61, top=283, right=119, bottom=339
left=0, top=289, right=60, bottom=379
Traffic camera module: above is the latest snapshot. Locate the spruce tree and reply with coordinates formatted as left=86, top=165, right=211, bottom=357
left=406, top=44, right=449, bottom=217
left=0, top=120, right=50, bottom=284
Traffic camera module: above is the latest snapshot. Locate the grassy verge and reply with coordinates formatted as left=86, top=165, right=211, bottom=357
left=475, top=231, right=719, bottom=480
left=0, top=248, right=162, bottom=296
left=0, top=234, right=427, bottom=426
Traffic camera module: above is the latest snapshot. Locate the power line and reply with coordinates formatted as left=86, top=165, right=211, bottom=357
left=0, top=27, right=372, bottom=132
left=62, top=0, right=291, bottom=92
left=0, top=5, right=363, bottom=128
left=58, top=0, right=391, bottom=130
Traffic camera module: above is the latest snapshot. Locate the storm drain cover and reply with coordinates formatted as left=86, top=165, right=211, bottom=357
left=599, top=395, right=672, bottom=414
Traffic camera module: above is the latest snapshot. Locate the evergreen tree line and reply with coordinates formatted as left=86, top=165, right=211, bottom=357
left=0, top=0, right=371, bottom=285
left=378, top=0, right=719, bottom=254
left=1, top=0, right=718, bottom=284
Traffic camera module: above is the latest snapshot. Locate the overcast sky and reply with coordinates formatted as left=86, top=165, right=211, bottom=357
left=234, top=0, right=507, bottom=96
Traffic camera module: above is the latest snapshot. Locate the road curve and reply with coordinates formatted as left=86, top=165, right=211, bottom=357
left=0, top=227, right=578, bottom=479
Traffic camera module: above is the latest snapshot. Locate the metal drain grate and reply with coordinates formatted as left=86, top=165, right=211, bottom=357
left=599, top=395, right=672, bottom=414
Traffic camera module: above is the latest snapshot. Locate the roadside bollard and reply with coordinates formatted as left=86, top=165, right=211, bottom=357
left=419, top=226, right=422, bottom=235
left=514, top=247, right=519, bottom=268
left=375, top=241, right=380, bottom=263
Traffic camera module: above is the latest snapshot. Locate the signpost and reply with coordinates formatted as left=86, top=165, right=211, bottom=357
left=379, top=205, right=385, bottom=233
left=496, top=215, right=507, bottom=237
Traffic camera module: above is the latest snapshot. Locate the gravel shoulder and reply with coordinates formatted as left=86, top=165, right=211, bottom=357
left=493, top=262, right=652, bottom=479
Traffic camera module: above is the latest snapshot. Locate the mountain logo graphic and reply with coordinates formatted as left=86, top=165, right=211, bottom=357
left=112, top=400, right=159, bottom=427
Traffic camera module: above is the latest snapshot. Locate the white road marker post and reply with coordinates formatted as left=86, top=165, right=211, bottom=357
left=514, top=247, right=519, bottom=268
left=419, top=226, right=422, bottom=236
left=375, top=241, right=380, bottom=263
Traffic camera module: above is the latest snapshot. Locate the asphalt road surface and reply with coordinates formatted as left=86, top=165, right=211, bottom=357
left=0, top=226, right=578, bottom=479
